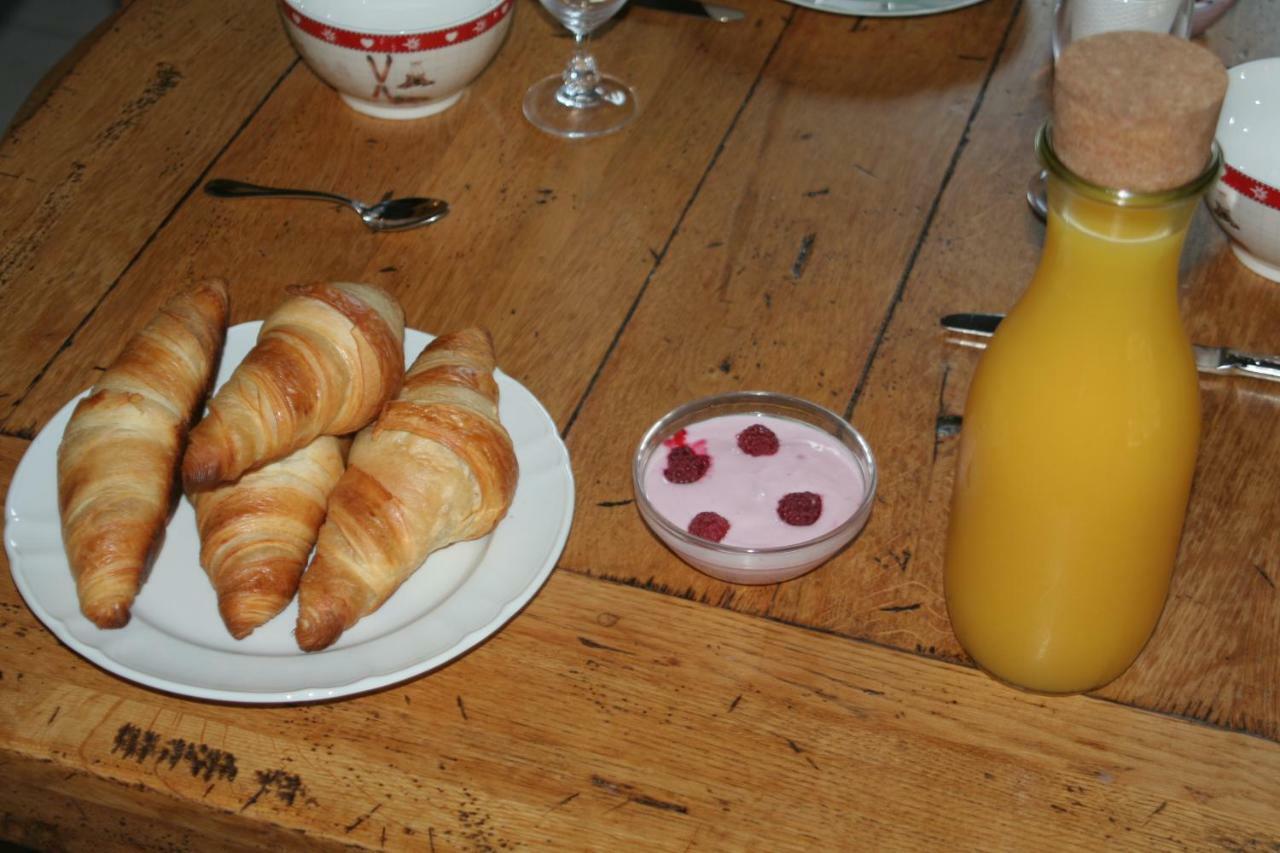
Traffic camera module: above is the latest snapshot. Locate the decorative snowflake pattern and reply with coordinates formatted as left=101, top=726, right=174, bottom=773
left=283, top=0, right=510, bottom=53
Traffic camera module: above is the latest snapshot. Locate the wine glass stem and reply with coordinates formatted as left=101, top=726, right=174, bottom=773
left=557, top=34, right=605, bottom=109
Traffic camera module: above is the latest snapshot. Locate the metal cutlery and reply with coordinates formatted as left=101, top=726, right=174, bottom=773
left=941, top=312, right=1280, bottom=383
left=204, top=178, right=450, bottom=232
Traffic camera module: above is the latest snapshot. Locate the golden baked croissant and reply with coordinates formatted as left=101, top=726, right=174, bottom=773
left=190, top=435, right=348, bottom=639
left=182, top=282, right=404, bottom=492
left=295, top=328, right=519, bottom=652
left=57, top=279, right=229, bottom=629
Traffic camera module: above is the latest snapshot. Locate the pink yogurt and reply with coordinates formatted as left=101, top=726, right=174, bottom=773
left=642, top=413, right=867, bottom=549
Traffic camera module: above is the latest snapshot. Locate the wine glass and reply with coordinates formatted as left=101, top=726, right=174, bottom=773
left=524, top=0, right=636, bottom=139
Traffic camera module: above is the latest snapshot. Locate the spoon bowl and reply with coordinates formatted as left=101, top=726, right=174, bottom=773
left=204, top=178, right=450, bottom=232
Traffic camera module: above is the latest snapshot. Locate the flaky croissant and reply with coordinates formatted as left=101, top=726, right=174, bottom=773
left=57, top=279, right=229, bottom=629
left=182, top=282, right=404, bottom=492
left=295, top=327, right=519, bottom=652
left=190, top=435, right=348, bottom=639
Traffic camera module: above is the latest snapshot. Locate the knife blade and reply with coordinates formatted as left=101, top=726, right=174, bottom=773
left=940, top=312, right=1280, bottom=384
left=631, top=0, right=746, bottom=21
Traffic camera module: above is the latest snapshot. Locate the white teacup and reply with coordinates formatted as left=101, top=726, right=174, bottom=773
left=1208, top=57, right=1280, bottom=282
left=280, top=0, right=515, bottom=120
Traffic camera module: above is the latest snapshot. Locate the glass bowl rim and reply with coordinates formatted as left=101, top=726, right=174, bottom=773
left=631, top=390, right=878, bottom=558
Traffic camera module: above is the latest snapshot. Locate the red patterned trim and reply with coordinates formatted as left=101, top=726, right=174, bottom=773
left=279, top=0, right=512, bottom=53
left=1222, top=164, right=1280, bottom=213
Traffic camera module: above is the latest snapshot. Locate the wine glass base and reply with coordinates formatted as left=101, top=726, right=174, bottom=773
left=523, top=74, right=636, bottom=139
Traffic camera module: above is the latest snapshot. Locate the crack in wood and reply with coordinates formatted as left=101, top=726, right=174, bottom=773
left=791, top=232, right=816, bottom=280
left=578, top=636, right=633, bottom=655
left=344, top=803, right=382, bottom=833
left=933, top=364, right=961, bottom=461
left=1254, top=563, right=1275, bottom=590
left=549, top=792, right=579, bottom=813
left=591, top=775, right=689, bottom=814
left=879, top=603, right=922, bottom=613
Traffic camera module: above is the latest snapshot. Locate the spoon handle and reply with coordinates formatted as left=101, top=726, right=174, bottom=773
left=204, top=178, right=356, bottom=209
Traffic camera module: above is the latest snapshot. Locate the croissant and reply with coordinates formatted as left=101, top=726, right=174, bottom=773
left=182, top=282, right=404, bottom=492
left=57, top=279, right=229, bottom=629
left=190, top=435, right=348, bottom=639
left=295, top=328, right=519, bottom=651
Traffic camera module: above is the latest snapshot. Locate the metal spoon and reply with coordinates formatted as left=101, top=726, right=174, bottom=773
left=204, top=178, right=449, bottom=232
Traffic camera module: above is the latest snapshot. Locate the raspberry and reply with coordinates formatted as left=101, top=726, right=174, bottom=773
left=663, top=446, right=711, bottom=484
left=688, top=511, right=731, bottom=543
left=737, top=424, right=779, bottom=456
left=663, top=428, right=689, bottom=449
left=777, top=491, right=822, bottom=526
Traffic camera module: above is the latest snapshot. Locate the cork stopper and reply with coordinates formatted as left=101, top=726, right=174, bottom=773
left=1052, top=31, right=1226, bottom=193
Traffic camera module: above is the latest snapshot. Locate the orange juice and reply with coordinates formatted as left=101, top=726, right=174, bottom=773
left=944, top=134, right=1220, bottom=693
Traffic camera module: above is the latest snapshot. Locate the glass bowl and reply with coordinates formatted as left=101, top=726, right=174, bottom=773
left=632, top=391, right=877, bottom=585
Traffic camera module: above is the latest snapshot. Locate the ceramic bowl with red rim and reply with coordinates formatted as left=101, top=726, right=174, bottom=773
left=1208, top=57, right=1280, bottom=282
left=633, top=392, right=877, bottom=585
left=279, top=0, right=515, bottom=120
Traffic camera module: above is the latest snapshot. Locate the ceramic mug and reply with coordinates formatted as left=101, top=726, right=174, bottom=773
left=1207, top=57, right=1280, bottom=283
left=1052, top=0, right=1193, bottom=62
left=279, top=0, right=515, bottom=120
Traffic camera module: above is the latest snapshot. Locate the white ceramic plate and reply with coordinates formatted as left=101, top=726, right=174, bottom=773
left=4, top=324, right=574, bottom=704
left=783, top=0, right=988, bottom=17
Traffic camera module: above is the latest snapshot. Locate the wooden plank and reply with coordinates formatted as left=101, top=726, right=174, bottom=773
left=1, top=427, right=1277, bottom=850
left=0, top=0, right=298, bottom=432
left=0, top=752, right=347, bottom=852
left=3, top=429, right=1278, bottom=849
left=1, top=0, right=790, bottom=437
left=791, top=0, right=1280, bottom=737
left=561, top=0, right=1020, bottom=614
left=1119, top=5, right=1280, bottom=736
left=766, top=0, right=1056, bottom=671
left=5, top=6, right=126, bottom=134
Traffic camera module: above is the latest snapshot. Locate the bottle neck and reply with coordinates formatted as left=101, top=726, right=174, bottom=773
left=1023, top=122, right=1219, bottom=325
left=1037, top=175, right=1199, bottom=301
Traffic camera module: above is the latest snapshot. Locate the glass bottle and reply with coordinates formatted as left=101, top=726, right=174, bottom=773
left=943, top=124, right=1222, bottom=694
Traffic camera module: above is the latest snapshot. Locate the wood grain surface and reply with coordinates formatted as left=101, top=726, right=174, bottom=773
left=2, top=427, right=1278, bottom=849
left=810, top=0, right=1280, bottom=738
left=1, top=0, right=1279, bottom=847
left=566, top=0, right=1021, bottom=608
left=567, top=0, right=1280, bottom=740
left=0, top=0, right=788, bottom=436
left=0, top=0, right=297, bottom=434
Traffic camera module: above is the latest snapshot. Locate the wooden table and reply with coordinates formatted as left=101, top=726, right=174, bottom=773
left=2, top=0, right=1278, bottom=848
